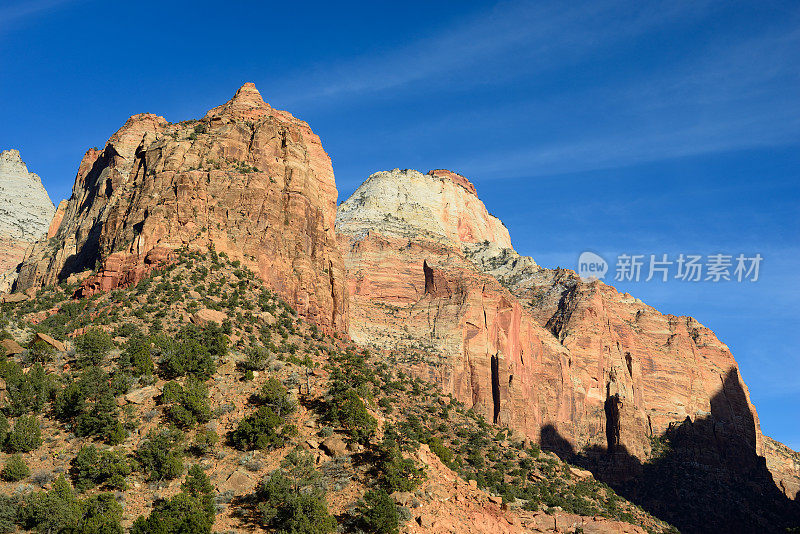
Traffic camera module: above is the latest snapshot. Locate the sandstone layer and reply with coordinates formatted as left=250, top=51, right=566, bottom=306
left=337, top=168, right=760, bottom=459
left=0, top=149, right=55, bottom=290
left=16, top=83, right=347, bottom=333
left=764, top=435, right=800, bottom=500
left=336, top=168, right=799, bottom=530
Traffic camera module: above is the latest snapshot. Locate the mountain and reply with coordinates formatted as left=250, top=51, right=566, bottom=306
left=2, top=85, right=797, bottom=532
left=336, top=167, right=800, bottom=532
left=0, top=149, right=55, bottom=291
left=16, top=83, right=347, bottom=334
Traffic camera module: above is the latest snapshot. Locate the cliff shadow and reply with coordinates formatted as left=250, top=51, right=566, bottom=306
left=56, top=149, right=120, bottom=282
left=540, top=368, right=800, bottom=533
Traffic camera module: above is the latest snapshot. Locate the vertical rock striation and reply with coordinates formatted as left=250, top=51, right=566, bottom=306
left=0, top=149, right=55, bottom=291
left=16, top=83, right=347, bottom=333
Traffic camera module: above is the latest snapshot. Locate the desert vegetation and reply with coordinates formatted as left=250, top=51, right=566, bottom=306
left=0, top=250, right=675, bottom=533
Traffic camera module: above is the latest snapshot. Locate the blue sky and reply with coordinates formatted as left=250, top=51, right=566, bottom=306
left=1, top=0, right=798, bottom=448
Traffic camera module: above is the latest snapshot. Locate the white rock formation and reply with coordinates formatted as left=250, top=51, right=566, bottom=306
left=0, top=149, right=55, bottom=290
left=336, top=168, right=512, bottom=248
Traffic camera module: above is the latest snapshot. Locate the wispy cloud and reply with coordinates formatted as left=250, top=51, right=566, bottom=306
left=264, top=0, right=715, bottom=107
left=0, top=0, right=79, bottom=26
left=462, top=106, right=800, bottom=179
left=318, top=1, right=800, bottom=179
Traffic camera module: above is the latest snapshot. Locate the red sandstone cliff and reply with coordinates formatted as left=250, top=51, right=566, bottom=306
left=335, top=168, right=794, bottom=499
left=16, top=83, right=347, bottom=333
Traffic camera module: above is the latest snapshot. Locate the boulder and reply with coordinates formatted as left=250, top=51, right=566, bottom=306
left=1, top=338, right=24, bottom=357
left=124, top=385, right=160, bottom=405
left=219, top=469, right=253, bottom=494
left=34, top=332, right=65, bottom=352
left=2, top=293, right=28, bottom=303
left=569, top=466, right=594, bottom=479
left=191, top=308, right=227, bottom=326
left=320, top=436, right=347, bottom=457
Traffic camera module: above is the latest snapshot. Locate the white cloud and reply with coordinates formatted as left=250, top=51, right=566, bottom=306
left=0, top=0, right=79, bottom=26
left=264, top=0, right=716, bottom=107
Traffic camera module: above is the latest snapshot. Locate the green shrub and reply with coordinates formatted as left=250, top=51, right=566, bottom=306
left=427, top=437, right=453, bottom=466
left=229, top=406, right=288, bottom=450
left=159, top=378, right=212, bottom=428
left=79, top=493, right=124, bottom=534
left=75, top=328, right=114, bottom=367
left=256, top=452, right=336, bottom=534
left=120, top=333, right=155, bottom=376
left=190, top=428, right=219, bottom=455
left=357, top=489, right=398, bottom=534
left=325, top=387, right=376, bottom=444
left=27, top=339, right=55, bottom=363
left=258, top=378, right=295, bottom=417
left=1, top=454, right=29, bottom=481
left=136, top=428, right=184, bottom=481
left=19, top=475, right=82, bottom=532
left=131, top=465, right=215, bottom=534
left=19, top=476, right=122, bottom=534
left=0, top=495, right=17, bottom=533
left=70, top=445, right=130, bottom=491
left=1, top=362, right=56, bottom=416
left=0, top=415, right=7, bottom=444
left=5, top=415, right=42, bottom=453
left=239, top=346, right=271, bottom=371
left=376, top=431, right=425, bottom=492
left=378, top=396, right=393, bottom=414
left=156, top=324, right=226, bottom=379
left=54, top=368, right=127, bottom=444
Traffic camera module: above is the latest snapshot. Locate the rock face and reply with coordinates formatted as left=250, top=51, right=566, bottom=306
left=0, top=149, right=55, bottom=290
left=16, top=83, right=348, bottom=333
left=764, top=435, right=800, bottom=500
left=337, top=168, right=799, bottom=531
left=338, top=169, right=575, bottom=439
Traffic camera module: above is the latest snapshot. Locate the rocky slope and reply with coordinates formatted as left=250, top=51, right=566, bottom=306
left=336, top=168, right=800, bottom=532
left=0, top=253, right=672, bottom=533
left=0, top=149, right=55, bottom=291
left=15, top=83, right=347, bottom=333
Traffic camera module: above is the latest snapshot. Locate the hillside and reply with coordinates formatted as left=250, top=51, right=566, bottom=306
left=0, top=251, right=673, bottom=533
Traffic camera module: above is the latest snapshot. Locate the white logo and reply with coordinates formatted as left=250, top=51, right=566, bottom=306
left=578, top=251, right=608, bottom=280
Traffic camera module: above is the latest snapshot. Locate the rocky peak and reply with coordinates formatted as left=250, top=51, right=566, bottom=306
left=16, top=84, right=348, bottom=333
left=229, top=82, right=268, bottom=108
left=204, top=82, right=271, bottom=120
left=336, top=168, right=511, bottom=248
left=0, top=149, right=56, bottom=291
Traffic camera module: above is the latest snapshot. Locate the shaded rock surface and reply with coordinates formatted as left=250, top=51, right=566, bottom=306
left=764, top=435, right=800, bottom=500
left=15, top=84, right=347, bottom=334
